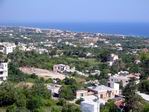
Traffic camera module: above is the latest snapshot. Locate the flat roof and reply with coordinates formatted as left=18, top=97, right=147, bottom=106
left=82, top=95, right=106, bottom=104
left=76, top=90, right=88, bottom=93
left=110, top=75, right=129, bottom=80
left=88, top=85, right=114, bottom=92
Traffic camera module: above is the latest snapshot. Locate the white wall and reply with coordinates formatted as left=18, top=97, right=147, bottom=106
left=0, top=62, right=8, bottom=84
left=81, top=101, right=100, bottom=112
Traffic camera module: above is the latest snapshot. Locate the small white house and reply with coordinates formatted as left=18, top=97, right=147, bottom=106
left=53, top=64, right=70, bottom=73
left=47, top=84, right=62, bottom=97
left=108, top=54, right=119, bottom=66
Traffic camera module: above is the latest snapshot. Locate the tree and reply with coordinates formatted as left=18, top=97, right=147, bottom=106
left=121, top=54, right=135, bottom=64
left=57, top=98, right=67, bottom=106
left=27, top=96, right=43, bottom=111
left=129, top=64, right=140, bottom=73
left=14, top=90, right=27, bottom=108
left=0, top=82, right=17, bottom=106
left=140, top=52, right=149, bottom=78
left=97, top=50, right=111, bottom=62
left=63, top=77, right=77, bottom=85
left=59, top=86, right=76, bottom=100
left=61, top=104, right=81, bottom=112
left=138, top=80, right=149, bottom=94
left=6, top=105, right=17, bottom=112
left=143, top=103, right=149, bottom=112
left=101, top=100, right=118, bottom=112
left=6, top=105, right=29, bottom=112
left=30, top=73, right=39, bottom=79
left=123, top=81, right=144, bottom=112
left=8, top=63, right=29, bottom=82
left=31, top=82, right=51, bottom=99
left=0, top=82, right=28, bottom=111
left=75, top=98, right=84, bottom=105
left=59, top=78, right=79, bottom=100
left=51, top=106, right=61, bottom=112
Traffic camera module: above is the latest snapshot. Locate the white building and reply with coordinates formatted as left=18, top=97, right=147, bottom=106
left=87, top=85, right=119, bottom=101
left=76, top=90, right=88, bottom=99
left=0, top=42, right=16, bottom=54
left=108, top=82, right=120, bottom=95
left=47, top=84, right=62, bottom=97
left=53, top=64, right=70, bottom=73
left=18, top=43, right=27, bottom=51
left=109, top=75, right=129, bottom=87
left=115, top=43, right=121, bottom=47
left=0, top=62, right=8, bottom=84
left=81, top=100, right=100, bottom=112
left=78, top=84, right=120, bottom=112
left=90, top=70, right=101, bottom=76
left=35, top=48, right=48, bottom=54
left=111, top=54, right=119, bottom=61
left=4, top=46, right=14, bottom=54
left=108, top=54, right=119, bottom=66
left=109, top=72, right=141, bottom=87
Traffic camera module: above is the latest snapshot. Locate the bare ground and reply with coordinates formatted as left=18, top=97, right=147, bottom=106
left=19, top=67, right=65, bottom=80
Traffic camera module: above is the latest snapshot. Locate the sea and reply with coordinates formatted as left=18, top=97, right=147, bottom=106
left=0, top=22, right=149, bottom=37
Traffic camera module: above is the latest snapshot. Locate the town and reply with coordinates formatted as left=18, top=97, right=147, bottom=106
left=0, top=26, right=149, bottom=112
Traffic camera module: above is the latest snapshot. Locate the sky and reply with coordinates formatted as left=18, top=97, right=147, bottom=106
left=0, top=0, right=149, bottom=23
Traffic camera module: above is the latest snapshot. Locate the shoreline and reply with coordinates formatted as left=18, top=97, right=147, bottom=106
left=0, top=24, right=149, bottom=38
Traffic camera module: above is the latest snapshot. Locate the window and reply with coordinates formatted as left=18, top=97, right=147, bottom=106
left=108, top=83, right=110, bottom=87
left=100, top=94, right=103, bottom=98
left=0, top=77, right=3, bottom=80
left=0, top=71, right=3, bottom=75
left=108, top=93, right=111, bottom=97
left=81, top=93, right=84, bottom=97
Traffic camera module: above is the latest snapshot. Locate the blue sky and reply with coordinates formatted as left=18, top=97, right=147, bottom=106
left=0, top=0, right=149, bottom=23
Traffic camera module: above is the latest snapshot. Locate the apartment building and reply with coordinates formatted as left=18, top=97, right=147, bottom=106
left=0, top=42, right=16, bottom=54
left=0, top=62, right=8, bottom=84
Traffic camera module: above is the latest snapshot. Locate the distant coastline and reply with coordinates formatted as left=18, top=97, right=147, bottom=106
left=0, top=22, right=149, bottom=37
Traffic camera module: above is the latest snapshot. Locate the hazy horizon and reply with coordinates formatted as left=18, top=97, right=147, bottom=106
left=0, top=0, right=149, bottom=23
left=1, top=22, right=149, bottom=37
